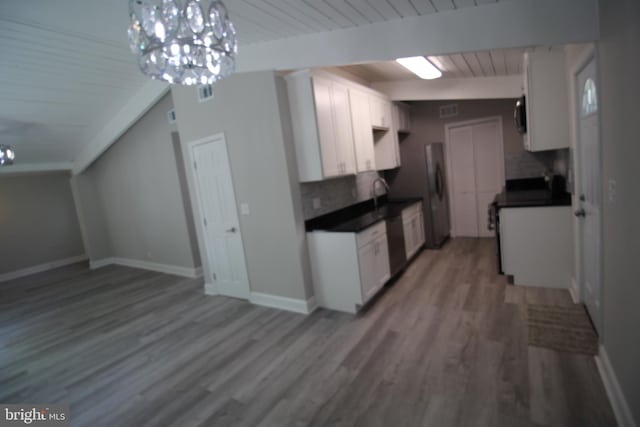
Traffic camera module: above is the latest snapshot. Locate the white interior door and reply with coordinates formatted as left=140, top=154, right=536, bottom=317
left=576, top=56, right=602, bottom=333
left=447, top=118, right=504, bottom=237
left=473, top=120, right=504, bottom=238
left=190, top=135, right=250, bottom=300
left=448, top=126, right=478, bottom=236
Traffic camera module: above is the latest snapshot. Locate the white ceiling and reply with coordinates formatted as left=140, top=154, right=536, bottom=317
left=0, top=0, right=594, bottom=169
left=340, top=48, right=526, bottom=83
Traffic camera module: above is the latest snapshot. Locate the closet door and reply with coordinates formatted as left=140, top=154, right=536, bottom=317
left=473, top=120, right=503, bottom=237
left=448, top=126, right=479, bottom=236
left=447, top=118, right=504, bottom=237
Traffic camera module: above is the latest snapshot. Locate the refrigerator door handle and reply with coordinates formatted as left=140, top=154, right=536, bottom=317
left=435, top=164, right=444, bottom=201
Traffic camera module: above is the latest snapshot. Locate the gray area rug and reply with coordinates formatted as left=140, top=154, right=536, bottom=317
left=527, top=304, right=598, bottom=355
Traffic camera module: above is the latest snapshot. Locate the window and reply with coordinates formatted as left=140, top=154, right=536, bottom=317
left=581, top=78, right=598, bottom=116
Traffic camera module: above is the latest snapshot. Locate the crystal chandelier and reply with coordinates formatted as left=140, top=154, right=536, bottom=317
left=128, top=0, right=238, bottom=86
left=0, top=145, right=15, bottom=166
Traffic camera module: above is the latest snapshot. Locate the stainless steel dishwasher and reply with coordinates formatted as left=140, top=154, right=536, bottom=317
left=386, top=214, right=407, bottom=277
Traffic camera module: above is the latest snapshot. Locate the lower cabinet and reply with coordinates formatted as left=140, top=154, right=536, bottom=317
left=307, top=221, right=390, bottom=313
left=402, top=202, right=425, bottom=259
left=500, top=206, right=573, bottom=288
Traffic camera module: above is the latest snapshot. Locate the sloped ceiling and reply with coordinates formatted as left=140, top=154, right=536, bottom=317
left=0, top=0, right=598, bottom=172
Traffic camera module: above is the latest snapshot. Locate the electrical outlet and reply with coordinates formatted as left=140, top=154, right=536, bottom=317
left=240, top=203, right=250, bottom=215
left=312, top=198, right=321, bottom=210
left=608, top=179, right=617, bottom=203
left=147, top=251, right=152, bottom=259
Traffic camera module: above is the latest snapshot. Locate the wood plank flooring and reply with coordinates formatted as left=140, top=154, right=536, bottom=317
left=0, top=239, right=616, bottom=426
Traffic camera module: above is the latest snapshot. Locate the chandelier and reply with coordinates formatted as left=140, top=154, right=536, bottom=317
left=0, top=145, right=15, bottom=166
left=128, top=0, right=238, bottom=86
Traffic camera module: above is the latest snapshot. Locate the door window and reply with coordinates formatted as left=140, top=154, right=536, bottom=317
left=581, top=78, right=598, bottom=117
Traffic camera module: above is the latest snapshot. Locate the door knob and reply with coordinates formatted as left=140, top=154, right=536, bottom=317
left=574, top=208, right=586, bottom=218
left=226, top=227, right=237, bottom=233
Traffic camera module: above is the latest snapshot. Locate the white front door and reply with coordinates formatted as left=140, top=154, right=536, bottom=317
left=447, top=118, right=505, bottom=238
left=575, top=55, right=602, bottom=333
left=190, top=134, right=250, bottom=300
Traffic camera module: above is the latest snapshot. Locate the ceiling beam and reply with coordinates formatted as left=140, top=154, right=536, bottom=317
left=236, top=0, right=599, bottom=72
left=0, top=162, right=72, bottom=175
left=373, top=75, right=524, bottom=101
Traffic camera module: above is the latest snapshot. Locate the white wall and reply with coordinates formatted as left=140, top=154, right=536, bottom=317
left=74, top=94, right=200, bottom=273
left=170, top=71, right=313, bottom=301
left=596, top=0, right=640, bottom=424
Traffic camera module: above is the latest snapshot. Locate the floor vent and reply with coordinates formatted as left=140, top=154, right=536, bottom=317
left=198, top=84, right=214, bottom=102
left=440, top=104, right=459, bottom=118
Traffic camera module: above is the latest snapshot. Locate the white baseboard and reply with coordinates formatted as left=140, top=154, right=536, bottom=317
left=595, top=345, right=638, bottom=427
left=0, top=254, right=88, bottom=283
left=250, top=292, right=317, bottom=314
left=204, top=282, right=218, bottom=295
left=90, top=258, right=114, bottom=270
left=569, top=277, right=579, bottom=303
left=89, top=257, right=201, bottom=279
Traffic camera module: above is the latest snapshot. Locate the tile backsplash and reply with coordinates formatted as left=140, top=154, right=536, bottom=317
left=300, top=171, right=384, bottom=220
left=505, top=149, right=569, bottom=180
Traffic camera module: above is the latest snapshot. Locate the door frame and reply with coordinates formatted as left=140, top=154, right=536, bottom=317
left=186, top=132, right=250, bottom=299
left=444, top=116, right=505, bottom=237
left=571, top=44, right=604, bottom=332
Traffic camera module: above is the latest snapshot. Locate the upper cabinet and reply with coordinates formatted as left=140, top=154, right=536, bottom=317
left=523, top=50, right=570, bottom=151
left=286, top=70, right=356, bottom=182
left=349, top=89, right=376, bottom=173
left=393, top=102, right=411, bottom=133
left=369, top=94, right=393, bottom=130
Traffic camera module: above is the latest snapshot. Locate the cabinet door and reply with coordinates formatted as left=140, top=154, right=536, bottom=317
left=312, top=78, right=340, bottom=178
left=350, top=89, right=375, bottom=172
left=331, top=83, right=356, bottom=175
left=358, top=241, right=379, bottom=302
left=403, top=218, right=413, bottom=259
left=374, top=235, right=391, bottom=287
left=370, top=96, right=388, bottom=129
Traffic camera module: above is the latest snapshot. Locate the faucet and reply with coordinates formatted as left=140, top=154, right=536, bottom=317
left=371, top=175, right=390, bottom=212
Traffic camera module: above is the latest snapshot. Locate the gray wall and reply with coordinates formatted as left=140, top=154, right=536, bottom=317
left=598, top=0, right=640, bottom=420
left=171, top=71, right=312, bottom=300
left=75, top=93, right=200, bottom=270
left=0, top=172, right=85, bottom=274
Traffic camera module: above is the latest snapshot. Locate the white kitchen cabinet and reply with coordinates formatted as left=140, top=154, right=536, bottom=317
left=349, top=89, right=376, bottom=172
left=307, top=221, right=390, bottom=313
left=285, top=70, right=356, bottom=182
left=523, top=50, right=570, bottom=151
left=500, top=206, right=573, bottom=288
left=374, top=129, right=401, bottom=171
left=393, top=102, right=411, bottom=133
left=402, top=202, right=425, bottom=259
left=369, top=94, right=393, bottom=130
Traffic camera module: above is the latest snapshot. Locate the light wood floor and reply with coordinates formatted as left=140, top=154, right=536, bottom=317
left=0, top=239, right=615, bottom=426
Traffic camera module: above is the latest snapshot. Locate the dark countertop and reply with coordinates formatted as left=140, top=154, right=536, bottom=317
left=306, top=197, right=423, bottom=233
left=494, top=189, right=572, bottom=209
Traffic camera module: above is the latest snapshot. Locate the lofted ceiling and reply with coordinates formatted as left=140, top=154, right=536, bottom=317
left=0, top=0, right=596, bottom=170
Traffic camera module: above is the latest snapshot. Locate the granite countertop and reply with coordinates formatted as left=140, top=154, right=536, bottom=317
left=306, top=197, right=423, bottom=233
left=494, top=189, right=572, bottom=209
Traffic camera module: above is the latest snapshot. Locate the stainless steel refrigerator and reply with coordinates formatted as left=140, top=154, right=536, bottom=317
left=386, top=142, right=450, bottom=248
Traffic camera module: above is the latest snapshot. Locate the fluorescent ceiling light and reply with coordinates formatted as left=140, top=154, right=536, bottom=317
left=396, top=56, right=442, bottom=80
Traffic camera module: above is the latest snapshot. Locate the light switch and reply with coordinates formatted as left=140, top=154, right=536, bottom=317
left=608, top=179, right=616, bottom=203
left=313, top=198, right=321, bottom=210
left=240, top=203, right=250, bottom=215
